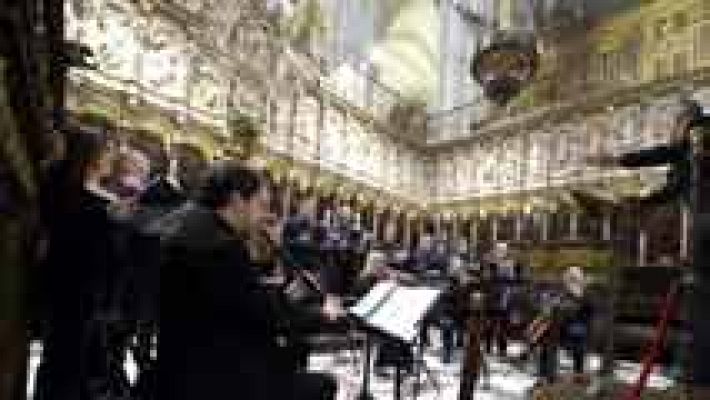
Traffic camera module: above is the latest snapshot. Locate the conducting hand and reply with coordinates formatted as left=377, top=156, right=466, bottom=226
left=584, top=154, right=619, bottom=167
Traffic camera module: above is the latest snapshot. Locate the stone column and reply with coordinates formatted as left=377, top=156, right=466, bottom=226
left=498, top=0, right=514, bottom=30
left=404, top=214, right=412, bottom=249
left=638, top=229, right=647, bottom=267
left=452, top=213, right=460, bottom=242
left=282, top=180, right=293, bottom=218
left=570, top=212, right=579, bottom=240
left=471, top=219, right=478, bottom=246
left=681, top=204, right=690, bottom=261
left=515, top=213, right=522, bottom=241
left=372, top=209, right=380, bottom=241
left=492, top=215, right=499, bottom=242
left=603, top=212, right=612, bottom=241
left=541, top=212, right=549, bottom=241
left=435, top=213, right=443, bottom=239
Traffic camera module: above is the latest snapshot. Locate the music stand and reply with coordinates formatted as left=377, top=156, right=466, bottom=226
left=356, top=332, right=375, bottom=400
left=412, top=325, right=442, bottom=399
left=349, top=281, right=442, bottom=400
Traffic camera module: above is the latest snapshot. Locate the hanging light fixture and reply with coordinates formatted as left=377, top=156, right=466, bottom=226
left=471, top=31, right=537, bottom=106
left=455, top=0, right=539, bottom=106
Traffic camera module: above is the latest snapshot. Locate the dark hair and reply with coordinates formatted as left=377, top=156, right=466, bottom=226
left=52, top=126, right=112, bottom=211
left=64, top=127, right=110, bottom=178
left=196, top=162, right=265, bottom=209
left=172, top=143, right=208, bottom=193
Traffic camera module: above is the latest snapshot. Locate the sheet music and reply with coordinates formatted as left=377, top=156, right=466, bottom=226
left=350, top=282, right=441, bottom=343
left=349, top=280, right=397, bottom=319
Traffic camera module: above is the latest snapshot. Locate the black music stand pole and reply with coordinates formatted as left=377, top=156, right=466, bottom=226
left=413, top=328, right=424, bottom=399
left=394, top=357, right=402, bottom=400
left=357, top=332, right=375, bottom=400
left=413, top=324, right=441, bottom=399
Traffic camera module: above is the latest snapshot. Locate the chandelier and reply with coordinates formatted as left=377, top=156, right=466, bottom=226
left=454, top=0, right=540, bottom=106
left=471, top=31, right=538, bottom=106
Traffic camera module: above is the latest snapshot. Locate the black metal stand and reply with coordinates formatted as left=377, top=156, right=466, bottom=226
left=412, top=327, right=441, bottom=399
left=394, top=359, right=402, bottom=400
left=458, top=316, right=483, bottom=400
left=356, top=333, right=375, bottom=400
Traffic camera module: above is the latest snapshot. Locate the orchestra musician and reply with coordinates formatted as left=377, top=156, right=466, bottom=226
left=526, top=267, right=592, bottom=385
left=157, top=162, right=336, bottom=400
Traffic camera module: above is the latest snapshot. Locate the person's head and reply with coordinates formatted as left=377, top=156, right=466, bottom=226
left=383, top=220, right=397, bottom=243
left=418, top=234, right=432, bottom=251
left=113, top=148, right=151, bottom=196
left=494, top=242, right=509, bottom=259
left=63, top=126, right=115, bottom=184
left=299, top=196, right=318, bottom=218
left=52, top=126, right=115, bottom=211
left=457, top=238, right=469, bottom=254
left=196, top=162, right=271, bottom=231
left=435, top=239, right=448, bottom=254
left=674, top=99, right=704, bottom=140
left=338, top=203, right=352, bottom=218
left=116, top=148, right=151, bottom=180
left=563, top=266, right=586, bottom=297
left=657, top=255, right=674, bottom=267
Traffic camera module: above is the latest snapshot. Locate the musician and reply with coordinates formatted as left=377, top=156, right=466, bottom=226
left=533, top=279, right=563, bottom=384
left=559, top=266, right=593, bottom=376
left=358, top=221, right=416, bottom=376
left=482, top=242, right=515, bottom=357
left=279, top=197, right=349, bottom=368
left=532, top=267, right=592, bottom=383
left=157, top=162, right=336, bottom=400
left=281, top=196, right=327, bottom=304
left=283, top=197, right=319, bottom=271
left=421, top=238, right=467, bottom=364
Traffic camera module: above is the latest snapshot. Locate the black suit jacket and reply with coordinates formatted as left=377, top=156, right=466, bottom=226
left=157, top=205, right=297, bottom=400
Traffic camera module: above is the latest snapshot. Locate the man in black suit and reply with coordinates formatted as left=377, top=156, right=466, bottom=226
left=157, top=162, right=336, bottom=400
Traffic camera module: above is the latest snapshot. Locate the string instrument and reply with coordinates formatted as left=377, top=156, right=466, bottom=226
left=244, top=213, right=281, bottom=267
left=511, top=314, right=555, bottom=367
left=525, top=314, right=554, bottom=348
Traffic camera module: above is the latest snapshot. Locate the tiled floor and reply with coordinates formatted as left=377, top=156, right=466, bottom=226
left=308, top=337, right=676, bottom=400
left=26, top=333, right=676, bottom=400
left=310, top=340, right=545, bottom=400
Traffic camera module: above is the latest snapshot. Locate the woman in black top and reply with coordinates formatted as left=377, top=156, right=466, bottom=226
left=38, top=127, right=130, bottom=400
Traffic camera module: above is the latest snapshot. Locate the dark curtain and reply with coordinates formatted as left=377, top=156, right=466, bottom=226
left=1, top=0, right=63, bottom=398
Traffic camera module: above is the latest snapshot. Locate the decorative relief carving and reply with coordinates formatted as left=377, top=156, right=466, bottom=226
left=189, top=56, right=225, bottom=114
